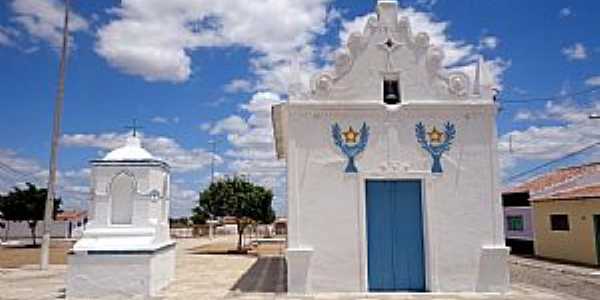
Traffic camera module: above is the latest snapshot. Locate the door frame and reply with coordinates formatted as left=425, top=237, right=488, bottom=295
left=358, top=172, right=432, bottom=292
left=594, top=215, right=600, bottom=265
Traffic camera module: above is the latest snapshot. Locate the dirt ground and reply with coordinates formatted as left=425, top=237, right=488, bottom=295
left=0, top=240, right=74, bottom=268
left=189, top=238, right=285, bottom=256
left=1, top=237, right=590, bottom=300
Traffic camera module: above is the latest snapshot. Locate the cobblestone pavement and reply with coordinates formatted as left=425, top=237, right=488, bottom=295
left=0, top=265, right=66, bottom=300
left=509, top=255, right=600, bottom=300
left=1, top=238, right=596, bottom=300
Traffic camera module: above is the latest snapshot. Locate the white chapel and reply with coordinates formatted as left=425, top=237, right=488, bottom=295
left=273, top=0, right=509, bottom=294
left=67, top=134, right=175, bottom=299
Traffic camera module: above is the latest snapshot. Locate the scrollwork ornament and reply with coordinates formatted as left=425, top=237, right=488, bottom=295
left=426, top=47, right=444, bottom=74
left=447, top=72, right=470, bottom=97
left=335, top=51, right=353, bottom=77
left=312, top=73, right=334, bottom=96
left=414, top=32, right=430, bottom=49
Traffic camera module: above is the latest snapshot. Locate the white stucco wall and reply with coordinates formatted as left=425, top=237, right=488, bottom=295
left=68, top=154, right=176, bottom=298
left=283, top=102, right=507, bottom=293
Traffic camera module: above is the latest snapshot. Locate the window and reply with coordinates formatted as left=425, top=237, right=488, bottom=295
left=506, top=215, right=524, bottom=231
left=383, top=80, right=400, bottom=105
left=550, top=214, right=570, bottom=231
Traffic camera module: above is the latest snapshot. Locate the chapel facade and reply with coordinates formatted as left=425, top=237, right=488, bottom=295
left=272, top=0, right=509, bottom=293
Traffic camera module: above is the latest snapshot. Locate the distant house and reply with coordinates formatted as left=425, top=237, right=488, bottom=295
left=273, top=218, right=287, bottom=235
left=502, top=192, right=534, bottom=254
left=531, top=185, right=600, bottom=266
left=503, top=163, right=600, bottom=264
left=55, top=210, right=88, bottom=239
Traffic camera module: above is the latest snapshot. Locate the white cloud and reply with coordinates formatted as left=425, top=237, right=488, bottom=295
left=500, top=99, right=600, bottom=182
left=95, top=0, right=332, bottom=83
left=170, top=182, right=199, bottom=217
left=209, top=115, right=248, bottom=135
left=199, top=122, right=212, bottom=131
left=0, top=149, right=45, bottom=188
left=61, top=132, right=220, bottom=173
left=10, top=0, right=88, bottom=49
left=514, top=110, right=534, bottom=121
left=562, top=43, right=587, bottom=60
left=0, top=27, right=18, bottom=47
left=559, top=7, right=572, bottom=18
left=151, top=116, right=168, bottom=124
left=512, top=100, right=597, bottom=123
left=415, top=0, right=438, bottom=9
left=479, top=35, right=499, bottom=50
left=151, top=116, right=179, bottom=124
left=0, top=149, right=91, bottom=211
left=585, top=76, right=600, bottom=87
left=208, top=92, right=286, bottom=214
left=224, top=79, right=254, bottom=94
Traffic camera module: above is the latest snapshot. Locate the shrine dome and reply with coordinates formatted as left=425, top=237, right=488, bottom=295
left=103, top=135, right=154, bottom=161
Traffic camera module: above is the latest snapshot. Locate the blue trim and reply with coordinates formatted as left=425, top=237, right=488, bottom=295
left=415, top=122, right=456, bottom=173
left=331, top=122, right=370, bottom=173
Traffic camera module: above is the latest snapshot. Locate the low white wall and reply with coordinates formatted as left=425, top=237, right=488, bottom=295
left=0, top=220, right=84, bottom=240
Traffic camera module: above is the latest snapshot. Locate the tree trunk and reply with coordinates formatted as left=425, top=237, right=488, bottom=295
left=237, top=220, right=243, bottom=252
left=5, top=222, right=9, bottom=241
left=29, top=221, right=37, bottom=246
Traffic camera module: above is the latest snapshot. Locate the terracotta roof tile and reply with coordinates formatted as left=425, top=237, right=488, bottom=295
left=504, top=163, right=600, bottom=194
left=55, top=211, right=87, bottom=221
left=531, top=185, right=600, bottom=202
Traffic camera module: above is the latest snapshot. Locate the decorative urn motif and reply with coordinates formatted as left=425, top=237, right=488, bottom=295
left=332, top=122, right=370, bottom=173
left=415, top=122, right=456, bottom=173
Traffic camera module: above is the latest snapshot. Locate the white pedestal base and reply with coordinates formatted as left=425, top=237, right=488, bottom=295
left=286, top=248, right=313, bottom=294
left=476, top=245, right=510, bottom=293
left=67, top=242, right=176, bottom=299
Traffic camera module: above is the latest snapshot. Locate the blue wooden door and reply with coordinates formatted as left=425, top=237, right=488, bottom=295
left=366, top=180, right=425, bottom=292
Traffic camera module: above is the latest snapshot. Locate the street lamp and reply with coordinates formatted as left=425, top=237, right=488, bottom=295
left=589, top=114, right=600, bottom=120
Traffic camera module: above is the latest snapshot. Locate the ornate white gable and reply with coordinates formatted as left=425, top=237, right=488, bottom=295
left=309, top=0, right=494, bottom=102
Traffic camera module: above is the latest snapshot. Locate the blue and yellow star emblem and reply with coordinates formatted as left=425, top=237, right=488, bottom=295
left=427, top=127, right=444, bottom=144
left=342, top=126, right=360, bottom=144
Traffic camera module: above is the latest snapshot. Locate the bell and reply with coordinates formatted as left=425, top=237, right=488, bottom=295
left=385, top=93, right=398, bottom=101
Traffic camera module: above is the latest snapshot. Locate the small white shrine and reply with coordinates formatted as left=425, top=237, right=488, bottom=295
left=272, top=0, right=509, bottom=294
left=67, top=134, right=175, bottom=299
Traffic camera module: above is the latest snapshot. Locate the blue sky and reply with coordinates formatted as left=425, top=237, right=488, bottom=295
left=0, top=0, right=599, bottom=217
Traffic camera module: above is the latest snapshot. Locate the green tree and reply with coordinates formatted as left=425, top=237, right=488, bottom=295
left=193, top=176, right=276, bottom=251
left=0, top=183, right=62, bottom=246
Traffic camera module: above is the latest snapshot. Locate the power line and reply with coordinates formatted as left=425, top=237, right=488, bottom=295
left=500, top=86, right=600, bottom=104
left=504, top=141, right=600, bottom=183
left=0, top=161, right=39, bottom=182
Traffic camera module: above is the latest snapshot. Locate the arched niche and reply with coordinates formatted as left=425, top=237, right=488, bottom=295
left=110, top=172, right=136, bottom=225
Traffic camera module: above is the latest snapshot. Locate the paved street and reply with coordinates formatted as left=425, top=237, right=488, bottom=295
left=1, top=237, right=597, bottom=300
left=509, top=256, right=600, bottom=300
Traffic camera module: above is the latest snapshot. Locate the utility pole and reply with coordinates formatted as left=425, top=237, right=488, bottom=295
left=41, top=0, right=70, bottom=270
left=208, top=140, right=219, bottom=184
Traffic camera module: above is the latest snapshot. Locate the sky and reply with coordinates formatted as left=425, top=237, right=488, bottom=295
left=0, top=0, right=599, bottom=217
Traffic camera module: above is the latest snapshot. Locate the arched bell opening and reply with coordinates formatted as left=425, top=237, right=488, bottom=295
left=383, top=76, right=401, bottom=105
